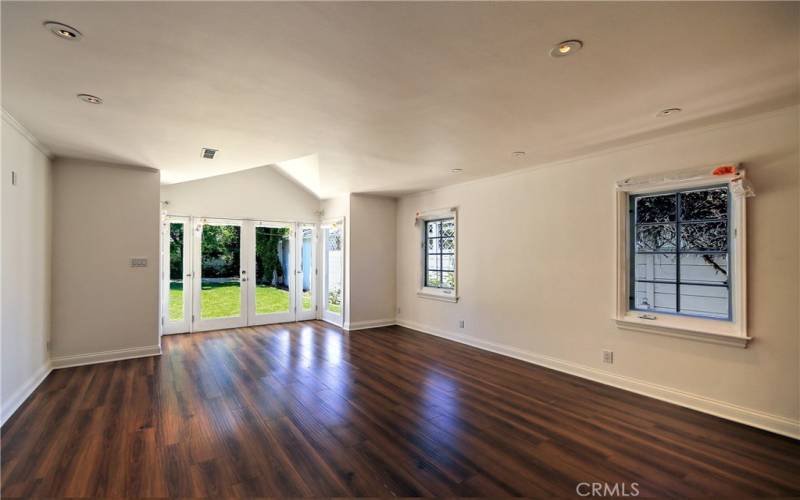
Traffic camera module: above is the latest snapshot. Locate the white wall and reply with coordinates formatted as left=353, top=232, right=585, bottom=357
left=1, top=113, right=52, bottom=423
left=397, top=107, right=800, bottom=436
left=348, top=194, right=397, bottom=326
left=51, top=159, right=161, bottom=364
left=161, top=165, right=320, bottom=222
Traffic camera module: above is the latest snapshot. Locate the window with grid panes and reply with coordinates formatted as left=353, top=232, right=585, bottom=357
left=630, top=185, right=731, bottom=320
left=424, top=218, right=456, bottom=290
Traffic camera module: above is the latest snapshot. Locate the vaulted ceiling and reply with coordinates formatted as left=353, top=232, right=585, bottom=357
left=2, top=2, right=798, bottom=197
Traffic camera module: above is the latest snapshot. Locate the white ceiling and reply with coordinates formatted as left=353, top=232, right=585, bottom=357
left=2, top=2, right=798, bottom=198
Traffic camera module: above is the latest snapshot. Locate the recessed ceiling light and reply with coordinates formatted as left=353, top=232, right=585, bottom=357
left=450, top=168, right=463, bottom=174
left=512, top=151, right=526, bottom=158
left=43, top=21, right=82, bottom=41
left=550, top=40, right=583, bottom=58
left=657, top=107, right=682, bottom=117
left=77, top=94, right=103, bottom=104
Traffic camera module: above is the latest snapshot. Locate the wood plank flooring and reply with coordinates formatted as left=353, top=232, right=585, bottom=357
left=2, top=321, right=799, bottom=497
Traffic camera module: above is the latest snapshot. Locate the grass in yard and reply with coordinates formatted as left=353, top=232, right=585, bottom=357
left=169, top=282, right=184, bottom=320
left=200, top=282, right=243, bottom=319
left=327, top=302, right=342, bottom=314
left=170, top=281, right=303, bottom=320
left=254, top=284, right=290, bottom=315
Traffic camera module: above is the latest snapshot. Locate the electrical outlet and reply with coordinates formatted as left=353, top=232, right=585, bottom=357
left=602, top=350, right=614, bottom=364
left=459, top=320, right=465, bottom=329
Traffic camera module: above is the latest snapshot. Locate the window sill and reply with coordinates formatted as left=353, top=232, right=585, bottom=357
left=417, top=289, right=458, bottom=303
left=615, top=314, right=751, bottom=348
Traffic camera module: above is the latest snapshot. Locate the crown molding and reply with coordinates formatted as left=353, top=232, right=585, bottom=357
left=2, top=109, right=52, bottom=159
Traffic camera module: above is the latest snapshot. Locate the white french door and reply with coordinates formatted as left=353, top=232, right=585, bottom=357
left=192, top=218, right=247, bottom=332
left=247, top=221, right=295, bottom=326
left=160, top=217, right=318, bottom=334
left=321, top=218, right=345, bottom=326
left=296, top=223, right=317, bottom=321
left=161, top=216, right=192, bottom=335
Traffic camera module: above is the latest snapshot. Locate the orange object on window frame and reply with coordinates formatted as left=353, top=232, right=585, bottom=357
left=712, top=165, right=737, bottom=176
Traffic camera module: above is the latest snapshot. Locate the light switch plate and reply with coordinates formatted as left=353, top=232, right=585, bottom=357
left=130, top=257, right=148, bottom=268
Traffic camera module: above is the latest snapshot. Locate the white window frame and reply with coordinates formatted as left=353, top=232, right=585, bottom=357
left=417, top=207, right=458, bottom=302
left=615, top=167, right=752, bottom=348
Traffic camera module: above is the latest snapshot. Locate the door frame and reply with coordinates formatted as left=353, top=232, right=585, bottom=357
left=160, top=215, right=320, bottom=332
left=321, top=217, right=345, bottom=326
left=247, top=220, right=296, bottom=326
left=161, top=215, right=192, bottom=335
left=296, top=223, right=318, bottom=321
left=192, top=217, right=248, bottom=333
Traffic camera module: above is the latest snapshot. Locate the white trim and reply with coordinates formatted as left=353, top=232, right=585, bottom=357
left=415, top=206, right=457, bottom=222
left=162, top=215, right=192, bottom=335
left=191, top=217, right=248, bottom=332
left=417, top=290, right=458, bottom=302
left=51, top=345, right=162, bottom=369
left=416, top=207, right=459, bottom=302
left=615, top=170, right=749, bottom=344
left=1, top=362, right=52, bottom=425
left=343, top=318, right=396, bottom=331
left=246, top=220, right=296, bottom=326
left=396, top=319, right=800, bottom=440
left=295, top=223, right=318, bottom=321
left=1, top=109, right=52, bottom=158
left=321, top=217, right=346, bottom=326
left=616, top=318, right=751, bottom=347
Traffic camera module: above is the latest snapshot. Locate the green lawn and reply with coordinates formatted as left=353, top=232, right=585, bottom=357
left=169, top=282, right=185, bottom=320
left=169, top=281, right=312, bottom=320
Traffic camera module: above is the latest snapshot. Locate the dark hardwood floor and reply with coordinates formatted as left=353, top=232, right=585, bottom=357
left=2, top=321, right=799, bottom=498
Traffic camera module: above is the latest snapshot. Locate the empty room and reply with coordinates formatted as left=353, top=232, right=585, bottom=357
left=2, top=1, right=799, bottom=498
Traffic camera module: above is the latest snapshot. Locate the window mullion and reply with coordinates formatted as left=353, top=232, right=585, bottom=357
left=675, top=192, right=681, bottom=314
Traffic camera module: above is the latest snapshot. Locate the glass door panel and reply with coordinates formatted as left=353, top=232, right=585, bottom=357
left=162, top=216, right=191, bottom=334
left=193, top=219, right=246, bottom=332
left=322, top=219, right=344, bottom=325
left=249, top=222, right=294, bottom=325
left=296, top=224, right=316, bottom=321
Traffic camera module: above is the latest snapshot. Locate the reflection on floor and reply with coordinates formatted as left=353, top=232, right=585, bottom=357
left=2, top=321, right=799, bottom=497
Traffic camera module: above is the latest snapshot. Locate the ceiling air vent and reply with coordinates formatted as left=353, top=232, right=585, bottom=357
left=201, top=147, right=218, bottom=159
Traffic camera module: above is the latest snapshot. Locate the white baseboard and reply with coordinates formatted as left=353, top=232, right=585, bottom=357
left=396, top=319, right=800, bottom=440
left=51, top=344, right=162, bottom=369
left=343, top=318, right=397, bottom=331
left=1, top=361, right=52, bottom=426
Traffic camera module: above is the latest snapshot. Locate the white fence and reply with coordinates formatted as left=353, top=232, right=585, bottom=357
left=634, top=253, right=728, bottom=318
left=327, top=249, right=343, bottom=302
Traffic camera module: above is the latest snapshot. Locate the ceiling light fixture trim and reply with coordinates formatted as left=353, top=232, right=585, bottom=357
left=44, top=21, right=82, bottom=41
left=550, top=39, right=583, bottom=58
left=657, top=107, right=683, bottom=117
left=77, top=94, right=103, bottom=104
